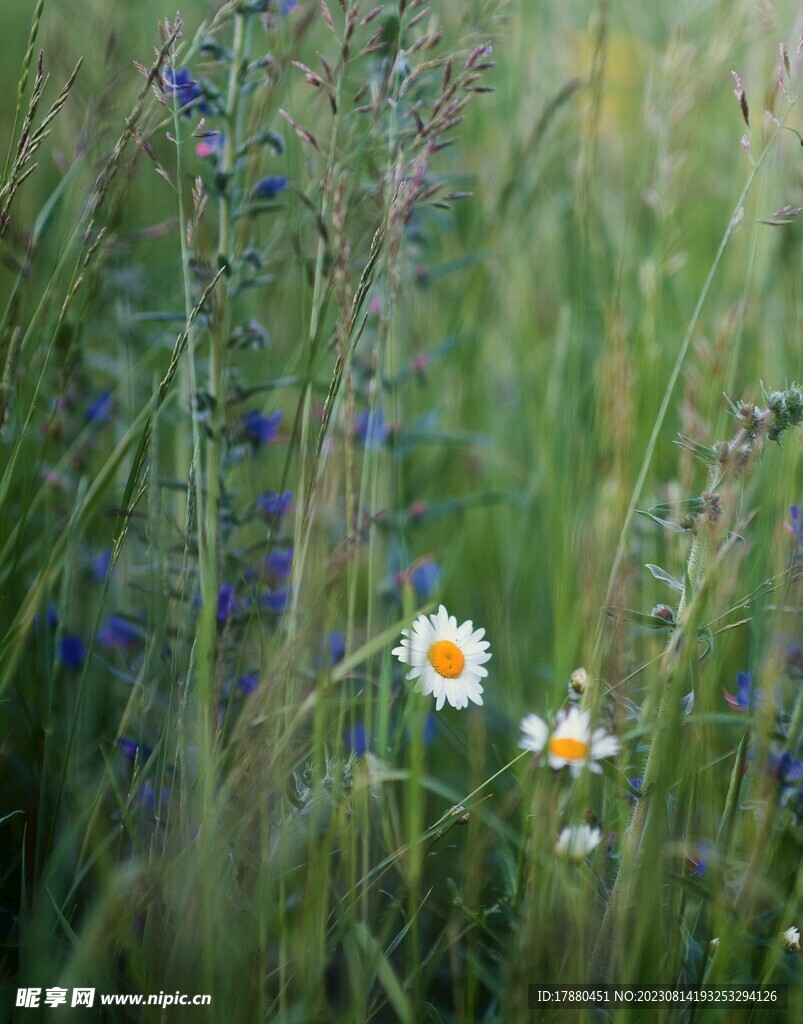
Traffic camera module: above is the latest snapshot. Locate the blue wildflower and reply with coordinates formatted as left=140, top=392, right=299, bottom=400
left=98, top=615, right=144, bottom=650
left=314, top=629, right=346, bottom=671
left=785, top=505, right=803, bottom=545
left=116, top=738, right=153, bottom=761
left=238, top=672, right=260, bottom=695
left=91, top=548, right=112, bottom=581
left=163, top=67, right=210, bottom=116
left=260, top=588, right=289, bottom=614
left=253, top=175, right=288, bottom=200
left=59, top=634, right=86, bottom=670
left=85, top=390, right=113, bottom=423
left=257, top=489, right=293, bottom=518
left=627, top=775, right=644, bottom=800
left=687, top=841, right=712, bottom=877
left=355, top=408, right=390, bottom=448
left=196, top=133, right=225, bottom=159
left=217, top=584, right=237, bottom=621
left=136, top=781, right=170, bottom=812
left=411, top=562, right=442, bottom=600
left=251, top=0, right=297, bottom=12
left=328, top=630, right=346, bottom=666
left=266, top=547, right=293, bottom=578
left=245, top=409, right=282, bottom=445
left=722, top=670, right=756, bottom=712
left=767, top=752, right=803, bottom=788
left=346, top=723, right=368, bottom=758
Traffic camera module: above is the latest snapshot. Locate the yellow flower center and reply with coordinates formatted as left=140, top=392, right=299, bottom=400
left=428, top=640, right=465, bottom=678
left=549, top=736, right=589, bottom=761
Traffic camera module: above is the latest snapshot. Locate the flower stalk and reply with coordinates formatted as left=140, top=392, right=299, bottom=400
left=592, top=384, right=803, bottom=979
left=195, top=10, right=248, bottom=752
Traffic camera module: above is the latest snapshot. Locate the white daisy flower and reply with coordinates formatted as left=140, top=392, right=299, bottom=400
left=555, top=824, right=602, bottom=860
left=392, top=604, right=491, bottom=711
left=518, top=707, right=620, bottom=777
left=519, top=713, right=549, bottom=753
left=783, top=925, right=800, bottom=952
left=549, top=707, right=620, bottom=775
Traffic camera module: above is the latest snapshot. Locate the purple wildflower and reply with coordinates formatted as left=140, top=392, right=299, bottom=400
left=195, top=133, right=225, bottom=159
left=245, top=410, right=282, bottom=445
left=91, top=548, right=112, bottom=581
left=116, top=738, right=153, bottom=761
left=260, top=588, right=289, bottom=614
left=266, top=547, right=293, bottom=578
left=59, top=634, right=86, bottom=670
left=238, top=673, right=260, bottom=695
left=785, top=505, right=803, bottom=545
left=253, top=0, right=298, bottom=12
left=313, top=629, right=346, bottom=671
left=411, top=562, right=442, bottom=600
left=257, top=490, right=293, bottom=518
left=687, top=841, right=712, bottom=877
left=136, top=781, right=170, bottom=812
left=217, top=584, right=237, bottom=621
left=722, top=671, right=756, bottom=711
left=98, top=615, right=144, bottom=650
left=328, top=630, right=346, bottom=666
left=346, top=723, right=368, bottom=758
left=767, top=752, right=803, bottom=788
left=85, top=390, right=113, bottom=423
left=163, top=67, right=210, bottom=116
left=253, top=175, right=288, bottom=200
left=627, top=775, right=644, bottom=800
left=355, top=408, right=390, bottom=448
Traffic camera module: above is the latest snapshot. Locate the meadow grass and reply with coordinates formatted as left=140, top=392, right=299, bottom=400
left=1, top=1, right=802, bottom=1021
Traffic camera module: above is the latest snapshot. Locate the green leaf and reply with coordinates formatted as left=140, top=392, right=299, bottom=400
left=673, top=434, right=719, bottom=466
left=602, top=606, right=674, bottom=630
left=635, top=509, right=688, bottom=532
left=645, top=563, right=684, bottom=592
left=343, top=922, right=413, bottom=1024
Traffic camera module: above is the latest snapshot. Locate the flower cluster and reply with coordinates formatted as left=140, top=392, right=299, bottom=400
left=392, top=609, right=621, bottom=785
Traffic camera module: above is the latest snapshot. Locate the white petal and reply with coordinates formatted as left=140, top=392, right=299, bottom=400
left=455, top=621, right=473, bottom=642
left=519, top=714, right=548, bottom=752
left=591, top=731, right=620, bottom=760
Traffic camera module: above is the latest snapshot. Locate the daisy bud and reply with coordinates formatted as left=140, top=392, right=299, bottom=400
left=569, top=666, right=590, bottom=695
